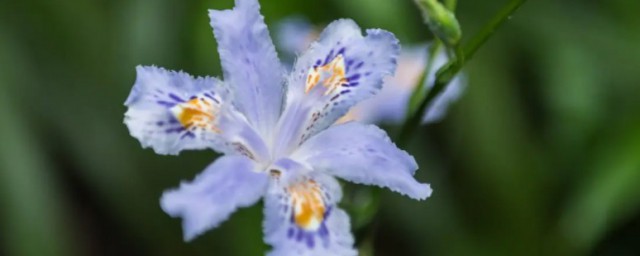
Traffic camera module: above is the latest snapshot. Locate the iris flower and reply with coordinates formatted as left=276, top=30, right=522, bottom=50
left=124, top=0, right=431, bottom=254
left=276, top=17, right=466, bottom=125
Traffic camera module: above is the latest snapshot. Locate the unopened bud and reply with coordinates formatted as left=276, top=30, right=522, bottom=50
left=414, top=0, right=462, bottom=46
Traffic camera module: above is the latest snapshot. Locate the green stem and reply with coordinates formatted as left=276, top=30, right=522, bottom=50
left=398, top=0, right=527, bottom=146
left=463, top=0, right=526, bottom=60
left=407, top=0, right=457, bottom=116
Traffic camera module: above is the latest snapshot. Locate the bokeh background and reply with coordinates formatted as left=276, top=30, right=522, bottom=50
left=1, top=0, right=639, bottom=255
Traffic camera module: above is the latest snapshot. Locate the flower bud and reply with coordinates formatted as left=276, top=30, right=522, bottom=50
left=414, top=0, right=462, bottom=46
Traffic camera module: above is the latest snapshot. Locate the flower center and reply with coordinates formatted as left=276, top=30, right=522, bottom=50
left=288, top=180, right=326, bottom=230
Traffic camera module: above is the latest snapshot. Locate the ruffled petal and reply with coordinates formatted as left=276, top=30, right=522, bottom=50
left=160, top=155, right=268, bottom=241
left=209, top=0, right=285, bottom=138
left=124, top=66, right=270, bottom=160
left=273, top=19, right=400, bottom=156
left=263, top=169, right=356, bottom=256
left=292, top=122, right=431, bottom=200
left=124, top=66, right=229, bottom=155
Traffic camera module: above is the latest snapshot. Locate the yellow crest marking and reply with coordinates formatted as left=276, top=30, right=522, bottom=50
left=170, top=97, right=221, bottom=133
left=305, top=54, right=348, bottom=95
left=288, top=180, right=326, bottom=230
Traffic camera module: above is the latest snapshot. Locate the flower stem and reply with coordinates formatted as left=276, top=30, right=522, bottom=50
left=398, top=0, right=527, bottom=146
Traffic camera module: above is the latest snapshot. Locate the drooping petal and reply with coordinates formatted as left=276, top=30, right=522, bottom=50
left=209, top=0, right=285, bottom=138
left=421, top=50, right=466, bottom=123
left=160, top=155, right=268, bottom=241
left=263, top=167, right=356, bottom=256
left=292, top=122, right=431, bottom=200
left=124, top=66, right=229, bottom=155
left=273, top=19, right=400, bottom=156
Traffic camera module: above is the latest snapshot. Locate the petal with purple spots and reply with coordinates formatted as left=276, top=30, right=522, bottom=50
left=263, top=166, right=355, bottom=256
left=272, top=19, right=400, bottom=157
left=124, top=66, right=229, bottom=155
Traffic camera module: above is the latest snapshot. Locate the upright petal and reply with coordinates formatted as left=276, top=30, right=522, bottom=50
left=263, top=169, right=356, bottom=256
left=160, top=155, right=268, bottom=241
left=292, top=122, right=431, bottom=200
left=209, top=0, right=285, bottom=138
left=273, top=20, right=400, bottom=156
left=124, top=66, right=228, bottom=155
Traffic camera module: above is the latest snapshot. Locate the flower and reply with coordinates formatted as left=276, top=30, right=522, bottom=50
left=276, top=17, right=466, bottom=125
left=124, top=0, right=431, bottom=255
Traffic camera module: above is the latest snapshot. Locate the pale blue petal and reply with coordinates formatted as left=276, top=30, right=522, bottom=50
left=273, top=19, right=400, bottom=156
left=345, top=82, right=408, bottom=124
left=218, top=108, right=273, bottom=162
left=344, top=46, right=428, bottom=124
left=346, top=45, right=466, bottom=125
left=292, top=122, right=431, bottom=200
left=209, top=0, right=285, bottom=138
left=275, top=16, right=314, bottom=58
left=124, top=66, right=230, bottom=155
left=263, top=169, right=356, bottom=256
left=160, top=155, right=268, bottom=241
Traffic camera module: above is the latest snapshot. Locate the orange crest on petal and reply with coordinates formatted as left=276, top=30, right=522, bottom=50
left=305, top=54, right=348, bottom=95
left=170, top=97, right=221, bottom=133
left=288, top=180, right=326, bottom=230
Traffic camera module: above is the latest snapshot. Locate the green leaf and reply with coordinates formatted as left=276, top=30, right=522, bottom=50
left=557, top=120, right=640, bottom=254
left=0, top=34, right=75, bottom=256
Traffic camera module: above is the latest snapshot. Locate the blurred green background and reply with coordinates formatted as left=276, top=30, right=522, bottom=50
left=1, top=0, right=639, bottom=255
